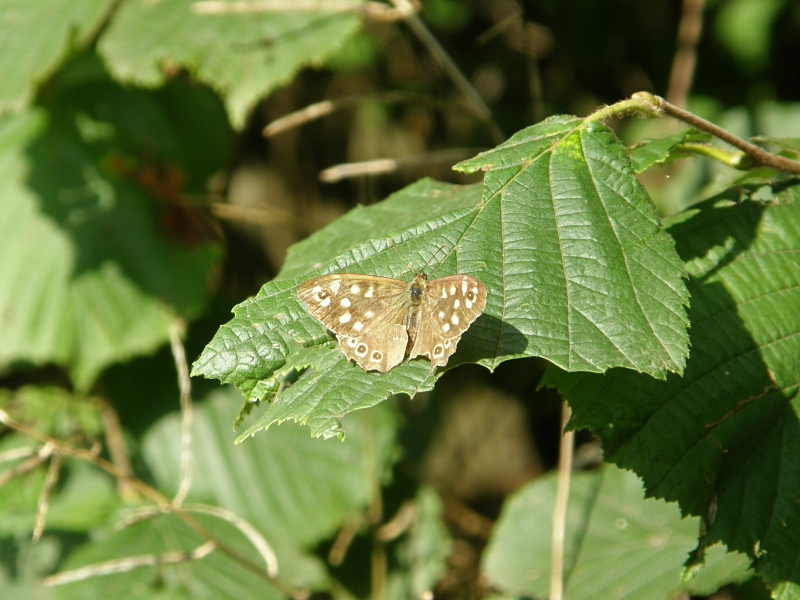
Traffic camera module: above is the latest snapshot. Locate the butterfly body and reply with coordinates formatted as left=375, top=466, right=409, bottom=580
left=297, top=272, right=487, bottom=372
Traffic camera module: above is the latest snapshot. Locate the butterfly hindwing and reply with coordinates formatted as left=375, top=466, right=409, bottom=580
left=336, top=324, right=408, bottom=372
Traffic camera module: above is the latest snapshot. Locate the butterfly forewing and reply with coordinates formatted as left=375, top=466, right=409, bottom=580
left=409, top=275, right=487, bottom=367
left=297, top=274, right=411, bottom=372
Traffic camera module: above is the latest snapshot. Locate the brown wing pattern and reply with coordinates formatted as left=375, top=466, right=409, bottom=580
left=297, top=274, right=411, bottom=372
left=409, top=275, right=487, bottom=368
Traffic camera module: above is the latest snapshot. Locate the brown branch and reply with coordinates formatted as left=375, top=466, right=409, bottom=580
left=263, top=91, right=483, bottom=138
left=33, top=452, right=64, bottom=542
left=631, top=93, right=800, bottom=174
left=666, top=0, right=705, bottom=107
left=0, top=444, right=51, bottom=486
left=100, top=400, right=136, bottom=501
left=389, top=0, right=505, bottom=144
left=192, top=0, right=418, bottom=21
left=318, top=147, right=483, bottom=182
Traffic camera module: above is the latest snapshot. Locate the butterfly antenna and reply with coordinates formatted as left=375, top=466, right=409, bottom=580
left=388, top=238, right=447, bottom=277
left=388, top=238, right=415, bottom=273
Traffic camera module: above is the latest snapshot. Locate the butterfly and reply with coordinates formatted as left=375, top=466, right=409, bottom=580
left=297, top=272, right=487, bottom=372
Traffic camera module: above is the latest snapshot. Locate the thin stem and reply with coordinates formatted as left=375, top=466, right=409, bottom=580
left=33, top=451, right=63, bottom=542
left=551, top=401, right=574, bottom=600
left=44, top=541, right=217, bottom=586
left=100, top=400, right=136, bottom=501
left=595, top=93, right=800, bottom=175
left=318, top=148, right=483, bottom=182
left=0, top=445, right=51, bottom=486
left=263, top=91, right=483, bottom=138
left=182, top=503, right=279, bottom=577
left=390, top=0, right=505, bottom=144
left=169, top=320, right=194, bottom=507
left=192, top=0, right=417, bottom=21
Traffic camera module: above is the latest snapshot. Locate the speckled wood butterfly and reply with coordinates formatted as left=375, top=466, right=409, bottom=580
left=297, top=272, right=487, bottom=372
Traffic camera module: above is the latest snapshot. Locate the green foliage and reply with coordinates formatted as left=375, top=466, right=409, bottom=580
left=483, top=464, right=753, bottom=599
left=629, top=128, right=713, bottom=172
left=542, top=190, right=800, bottom=585
left=195, top=117, right=691, bottom=438
left=0, top=56, right=225, bottom=390
left=1, top=0, right=798, bottom=597
left=0, top=0, right=113, bottom=115
left=142, top=388, right=400, bottom=548
left=98, top=0, right=362, bottom=129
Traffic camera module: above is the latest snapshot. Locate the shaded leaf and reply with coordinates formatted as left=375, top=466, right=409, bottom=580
left=483, top=464, right=752, bottom=599
left=629, top=128, right=712, bottom=172
left=142, top=387, right=400, bottom=547
left=0, top=0, right=113, bottom=115
left=542, top=194, right=800, bottom=584
left=51, top=513, right=325, bottom=600
left=98, top=0, right=362, bottom=128
left=0, top=56, right=224, bottom=389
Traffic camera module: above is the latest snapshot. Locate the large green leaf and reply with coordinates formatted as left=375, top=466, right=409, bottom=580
left=142, top=387, right=400, bottom=549
left=483, top=464, right=752, bottom=599
left=454, top=116, right=689, bottom=378
left=0, top=57, right=225, bottom=389
left=543, top=191, right=800, bottom=584
left=194, top=117, right=690, bottom=438
left=50, top=512, right=326, bottom=600
left=0, top=0, right=113, bottom=115
left=98, top=0, right=362, bottom=128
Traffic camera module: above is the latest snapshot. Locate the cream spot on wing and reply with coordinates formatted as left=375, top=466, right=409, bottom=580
left=449, top=284, right=456, bottom=295
left=365, top=311, right=374, bottom=318
left=312, top=285, right=322, bottom=294
left=451, top=315, right=459, bottom=325
left=365, top=286, right=374, bottom=298
left=340, top=297, right=351, bottom=308
left=444, top=339, right=451, bottom=348
left=443, top=323, right=450, bottom=332
left=461, top=281, right=467, bottom=294
left=350, top=284, right=360, bottom=294
left=320, top=297, right=331, bottom=307
left=472, top=286, right=478, bottom=295
left=454, top=299, right=460, bottom=309
left=347, top=338, right=357, bottom=347
left=330, top=280, right=341, bottom=293
left=465, top=299, right=472, bottom=309
left=441, top=288, right=447, bottom=298
left=339, top=313, right=351, bottom=324
left=353, top=321, right=364, bottom=332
